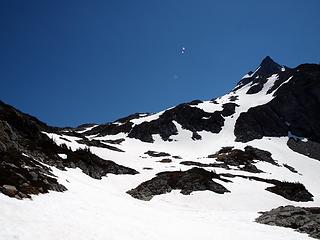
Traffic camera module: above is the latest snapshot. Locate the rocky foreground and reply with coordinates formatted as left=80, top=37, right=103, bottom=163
left=256, top=205, right=320, bottom=239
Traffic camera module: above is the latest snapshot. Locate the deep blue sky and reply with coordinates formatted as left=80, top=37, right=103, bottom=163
left=1, top=0, right=319, bottom=127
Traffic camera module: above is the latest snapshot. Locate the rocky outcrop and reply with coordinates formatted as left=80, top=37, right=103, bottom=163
left=207, top=146, right=278, bottom=173
left=76, top=139, right=124, bottom=152
left=60, top=148, right=138, bottom=179
left=287, top=138, right=320, bottom=161
left=221, top=103, right=239, bottom=117
left=283, top=164, right=299, bottom=174
left=256, top=205, right=320, bottom=239
left=221, top=173, right=313, bottom=202
left=265, top=181, right=313, bottom=202
left=83, top=121, right=133, bottom=137
left=127, top=167, right=230, bottom=201
left=180, top=161, right=230, bottom=169
left=128, top=103, right=225, bottom=143
left=235, top=56, right=284, bottom=92
left=144, top=150, right=171, bottom=157
left=0, top=101, right=138, bottom=199
left=0, top=148, right=67, bottom=199
left=235, top=64, right=320, bottom=143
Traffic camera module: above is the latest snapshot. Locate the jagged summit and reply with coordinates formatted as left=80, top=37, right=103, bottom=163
left=256, top=56, right=283, bottom=77
left=237, top=56, right=284, bottom=88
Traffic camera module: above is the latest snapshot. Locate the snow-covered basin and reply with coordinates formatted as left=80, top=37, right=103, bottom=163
left=0, top=169, right=313, bottom=240
left=1, top=136, right=320, bottom=240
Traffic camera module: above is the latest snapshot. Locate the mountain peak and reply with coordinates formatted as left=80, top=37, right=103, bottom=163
left=256, top=56, right=282, bottom=77
left=237, top=56, right=284, bottom=88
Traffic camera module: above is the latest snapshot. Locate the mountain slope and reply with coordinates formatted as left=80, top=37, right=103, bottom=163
left=1, top=57, right=320, bottom=240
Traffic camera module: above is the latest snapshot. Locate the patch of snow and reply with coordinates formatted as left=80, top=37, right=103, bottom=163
left=76, top=125, right=98, bottom=134
left=58, top=154, right=67, bottom=159
left=130, top=111, right=165, bottom=125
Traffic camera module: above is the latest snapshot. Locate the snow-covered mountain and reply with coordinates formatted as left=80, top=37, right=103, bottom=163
left=1, top=56, right=320, bottom=239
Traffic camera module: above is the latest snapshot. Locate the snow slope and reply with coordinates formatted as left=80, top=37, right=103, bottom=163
left=1, top=61, right=319, bottom=240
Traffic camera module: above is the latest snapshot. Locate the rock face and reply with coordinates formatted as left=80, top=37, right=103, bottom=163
left=236, top=56, right=284, bottom=91
left=265, top=181, right=314, bottom=202
left=76, top=139, right=125, bottom=152
left=128, top=103, right=226, bottom=142
left=207, top=146, right=278, bottom=173
left=62, top=148, right=138, bottom=179
left=144, top=150, right=171, bottom=157
left=220, top=173, right=313, bottom=202
left=256, top=205, right=320, bottom=239
left=235, top=64, right=320, bottom=143
left=0, top=148, right=67, bottom=199
left=287, top=138, right=320, bottom=161
left=127, top=168, right=230, bottom=201
left=0, top=101, right=138, bottom=199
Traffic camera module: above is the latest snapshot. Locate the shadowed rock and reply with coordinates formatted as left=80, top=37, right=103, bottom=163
left=256, top=205, right=320, bottom=239
left=144, top=150, right=171, bottom=157
left=127, top=167, right=230, bottom=201
left=76, top=139, right=124, bottom=152
left=287, top=138, right=320, bottom=161
left=0, top=101, right=138, bottom=199
left=128, top=103, right=225, bottom=143
left=0, top=148, right=67, bottom=199
left=207, top=146, right=278, bottom=173
left=235, top=64, right=320, bottom=143
left=221, top=173, right=313, bottom=202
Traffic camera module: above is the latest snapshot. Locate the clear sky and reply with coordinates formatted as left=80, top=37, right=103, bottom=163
left=1, top=0, right=319, bottom=127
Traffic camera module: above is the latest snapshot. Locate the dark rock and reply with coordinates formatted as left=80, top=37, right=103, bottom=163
left=235, top=105, right=289, bottom=142
left=266, top=182, right=313, bottom=202
left=84, top=122, right=133, bottom=137
left=101, top=138, right=125, bottom=145
left=114, top=112, right=150, bottom=124
left=0, top=148, right=67, bottom=199
left=0, top=120, right=19, bottom=151
left=229, top=95, right=238, bottom=102
left=180, top=161, right=230, bottom=169
left=127, top=167, right=230, bottom=201
left=0, top=100, right=139, bottom=199
left=220, top=173, right=313, bottom=202
left=1, top=185, right=18, bottom=197
left=221, top=103, right=239, bottom=117
left=59, top=137, right=72, bottom=142
left=240, top=163, right=261, bottom=173
left=76, top=139, right=124, bottom=152
left=143, top=167, right=153, bottom=170
left=188, top=99, right=203, bottom=105
left=244, top=146, right=279, bottom=165
left=192, top=131, right=202, bottom=140
left=283, top=164, right=299, bottom=174
left=128, top=119, right=177, bottom=143
left=158, top=159, right=172, bottom=163
left=210, top=99, right=219, bottom=104
left=207, top=146, right=277, bottom=173
left=256, top=205, right=320, bottom=239
left=246, top=80, right=267, bottom=94
left=236, top=56, right=284, bottom=90
left=235, top=64, right=320, bottom=143
left=63, top=148, right=139, bottom=179
left=287, top=138, right=320, bottom=161
left=144, top=151, right=171, bottom=157
left=128, top=103, right=225, bottom=143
